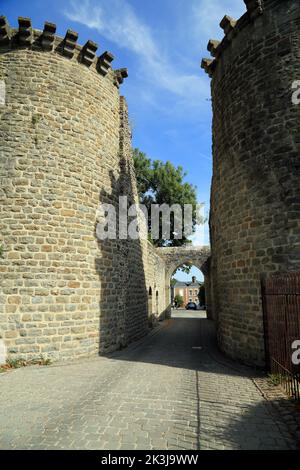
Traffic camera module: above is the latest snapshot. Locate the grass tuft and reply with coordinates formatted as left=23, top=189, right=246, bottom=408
left=0, top=355, right=51, bottom=373
left=267, top=373, right=282, bottom=386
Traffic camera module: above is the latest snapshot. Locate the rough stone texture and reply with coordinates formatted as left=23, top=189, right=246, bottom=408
left=203, top=0, right=300, bottom=366
left=0, top=311, right=296, bottom=450
left=0, top=19, right=167, bottom=362
left=145, top=243, right=169, bottom=326
left=0, top=19, right=209, bottom=363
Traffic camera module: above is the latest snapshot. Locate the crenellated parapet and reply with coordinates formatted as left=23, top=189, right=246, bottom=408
left=244, top=0, right=264, bottom=19
left=114, top=68, right=129, bottom=88
left=60, top=28, right=78, bottom=58
left=17, top=17, right=33, bottom=46
left=0, top=16, right=10, bottom=45
left=0, top=16, right=128, bottom=86
left=201, top=0, right=265, bottom=77
left=80, top=39, right=98, bottom=66
left=97, top=51, right=114, bottom=75
left=40, top=21, right=56, bottom=51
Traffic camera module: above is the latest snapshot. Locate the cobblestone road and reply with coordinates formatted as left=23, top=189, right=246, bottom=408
left=0, top=312, right=296, bottom=450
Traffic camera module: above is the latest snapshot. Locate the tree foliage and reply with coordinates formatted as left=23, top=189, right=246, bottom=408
left=132, top=148, right=198, bottom=247
left=174, top=295, right=184, bottom=308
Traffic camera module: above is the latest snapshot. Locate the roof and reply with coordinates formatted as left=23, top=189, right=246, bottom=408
left=173, top=281, right=187, bottom=287
left=174, top=280, right=203, bottom=288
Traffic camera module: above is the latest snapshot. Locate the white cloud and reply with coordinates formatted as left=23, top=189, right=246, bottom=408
left=191, top=0, right=246, bottom=41
left=189, top=223, right=210, bottom=246
left=65, top=0, right=209, bottom=102
left=67, top=0, right=156, bottom=57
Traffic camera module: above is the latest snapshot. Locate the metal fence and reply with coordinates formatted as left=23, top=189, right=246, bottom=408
left=262, top=272, right=300, bottom=401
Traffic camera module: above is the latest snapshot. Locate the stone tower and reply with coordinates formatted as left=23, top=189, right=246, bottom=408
left=202, top=0, right=300, bottom=365
left=0, top=17, right=149, bottom=361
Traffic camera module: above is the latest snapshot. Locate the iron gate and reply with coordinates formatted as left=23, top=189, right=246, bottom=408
left=262, top=272, right=300, bottom=400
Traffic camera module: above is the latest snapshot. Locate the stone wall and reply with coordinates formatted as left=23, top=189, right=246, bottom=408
left=0, top=17, right=168, bottom=362
left=202, top=0, right=300, bottom=366
left=145, top=242, right=168, bottom=323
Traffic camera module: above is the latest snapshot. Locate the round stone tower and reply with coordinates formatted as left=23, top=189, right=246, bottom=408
left=0, top=17, right=148, bottom=361
left=202, top=0, right=300, bottom=365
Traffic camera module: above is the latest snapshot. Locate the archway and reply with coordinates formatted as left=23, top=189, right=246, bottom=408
left=172, top=263, right=204, bottom=310
left=156, top=246, right=210, bottom=319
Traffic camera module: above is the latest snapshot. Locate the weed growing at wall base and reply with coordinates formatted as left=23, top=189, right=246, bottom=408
left=0, top=355, right=52, bottom=373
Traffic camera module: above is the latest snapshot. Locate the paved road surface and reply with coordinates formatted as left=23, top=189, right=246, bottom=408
left=0, top=311, right=296, bottom=450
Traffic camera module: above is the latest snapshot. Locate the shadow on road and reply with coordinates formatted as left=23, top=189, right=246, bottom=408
left=0, top=312, right=297, bottom=450
left=102, top=312, right=297, bottom=450
left=106, top=312, right=263, bottom=380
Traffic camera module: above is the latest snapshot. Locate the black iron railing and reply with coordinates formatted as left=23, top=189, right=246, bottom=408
left=262, top=272, right=300, bottom=401
left=271, top=358, right=300, bottom=401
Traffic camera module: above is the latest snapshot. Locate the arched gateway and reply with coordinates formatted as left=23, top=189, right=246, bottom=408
left=156, top=246, right=211, bottom=318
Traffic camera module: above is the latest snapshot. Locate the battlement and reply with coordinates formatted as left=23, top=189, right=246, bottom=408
left=201, top=0, right=265, bottom=77
left=0, top=16, right=128, bottom=87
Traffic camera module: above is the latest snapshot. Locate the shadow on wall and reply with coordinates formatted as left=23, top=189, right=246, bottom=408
left=94, top=150, right=148, bottom=354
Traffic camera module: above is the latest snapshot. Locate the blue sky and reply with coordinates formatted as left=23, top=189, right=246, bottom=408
left=174, top=266, right=203, bottom=283
left=2, top=0, right=246, bottom=276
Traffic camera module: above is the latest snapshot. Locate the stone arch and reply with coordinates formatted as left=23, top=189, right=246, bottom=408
left=156, top=246, right=210, bottom=318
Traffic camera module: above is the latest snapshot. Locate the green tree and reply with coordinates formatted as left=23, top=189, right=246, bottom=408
left=132, top=148, right=198, bottom=248
left=174, top=295, right=184, bottom=308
